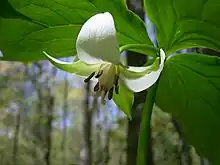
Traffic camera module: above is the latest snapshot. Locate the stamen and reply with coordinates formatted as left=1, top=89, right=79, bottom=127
left=93, top=82, right=100, bottom=91
left=84, top=72, right=95, bottom=83
left=114, top=75, right=119, bottom=86
left=108, top=87, right=114, bottom=100
left=115, top=85, right=119, bottom=94
left=95, top=70, right=103, bottom=78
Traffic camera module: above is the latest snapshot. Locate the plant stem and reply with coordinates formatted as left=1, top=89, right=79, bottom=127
left=119, top=44, right=158, bottom=57
left=136, top=81, right=158, bottom=165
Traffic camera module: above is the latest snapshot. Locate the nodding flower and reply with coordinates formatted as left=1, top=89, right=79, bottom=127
left=44, top=12, right=165, bottom=104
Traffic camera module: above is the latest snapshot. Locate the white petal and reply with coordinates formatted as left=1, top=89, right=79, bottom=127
left=76, top=12, right=120, bottom=64
left=122, top=49, right=166, bottom=92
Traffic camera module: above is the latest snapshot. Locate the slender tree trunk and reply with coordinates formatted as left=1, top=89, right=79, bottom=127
left=95, top=128, right=102, bottom=165
left=102, top=111, right=110, bottom=165
left=80, top=81, right=92, bottom=165
left=103, top=131, right=110, bottom=165
left=44, top=96, right=54, bottom=165
left=12, top=66, right=28, bottom=165
left=31, top=63, right=44, bottom=143
left=12, top=107, right=21, bottom=165
left=119, top=152, right=124, bottom=165
left=126, top=0, right=154, bottom=164
left=95, top=111, right=103, bottom=165
left=30, top=63, right=44, bottom=165
left=61, top=72, right=69, bottom=165
left=201, top=158, right=205, bottom=165
left=200, top=158, right=210, bottom=165
left=44, top=67, right=56, bottom=165
left=171, top=117, right=192, bottom=165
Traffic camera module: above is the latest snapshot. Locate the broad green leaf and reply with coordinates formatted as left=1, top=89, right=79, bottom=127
left=156, top=53, right=220, bottom=164
left=1, top=0, right=154, bottom=61
left=144, top=0, right=220, bottom=54
left=113, top=84, right=133, bottom=119
left=0, top=18, right=80, bottom=61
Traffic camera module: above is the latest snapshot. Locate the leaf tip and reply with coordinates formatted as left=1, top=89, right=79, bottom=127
left=42, top=51, right=50, bottom=58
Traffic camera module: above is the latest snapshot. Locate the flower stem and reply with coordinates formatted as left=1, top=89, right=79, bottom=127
left=119, top=44, right=158, bottom=57
left=136, top=81, right=158, bottom=165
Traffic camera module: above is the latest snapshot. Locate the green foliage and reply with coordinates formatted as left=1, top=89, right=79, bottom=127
left=113, top=84, right=133, bottom=119
left=0, top=0, right=153, bottom=61
left=156, top=53, right=220, bottom=164
left=141, top=0, right=220, bottom=164
left=144, top=0, right=220, bottom=54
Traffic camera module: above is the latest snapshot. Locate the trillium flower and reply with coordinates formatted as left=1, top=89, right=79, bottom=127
left=43, top=12, right=165, bottom=104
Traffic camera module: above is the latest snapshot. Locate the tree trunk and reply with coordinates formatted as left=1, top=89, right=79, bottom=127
left=12, top=107, right=21, bottom=165
left=30, top=63, right=45, bottom=165
left=44, top=66, right=56, bottom=165
left=126, top=0, right=154, bottom=164
left=80, top=81, right=92, bottom=165
left=61, top=72, right=69, bottom=165
left=200, top=158, right=210, bottom=165
left=103, top=127, right=110, bottom=165
left=171, top=117, right=192, bottom=165
left=95, top=111, right=103, bottom=165
left=44, top=96, right=54, bottom=165
left=103, top=132, right=110, bottom=165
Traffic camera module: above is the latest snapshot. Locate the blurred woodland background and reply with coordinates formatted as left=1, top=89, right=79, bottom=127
left=0, top=0, right=215, bottom=165
left=0, top=59, right=209, bottom=165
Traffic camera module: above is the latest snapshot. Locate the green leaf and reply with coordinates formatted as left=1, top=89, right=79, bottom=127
left=1, top=0, right=154, bottom=61
left=113, top=84, right=133, bottom=119
left=0, top=18, right=80, bottom=61
left=144, top=0, right=220, bottom=53
left=156, top=53, right=220, bottom=164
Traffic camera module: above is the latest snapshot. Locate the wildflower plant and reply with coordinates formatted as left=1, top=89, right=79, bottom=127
left=1, top=0, right=220, bottom=164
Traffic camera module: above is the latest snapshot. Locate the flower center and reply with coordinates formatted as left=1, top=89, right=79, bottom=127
left=84, top=63, right=120, bottom=104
